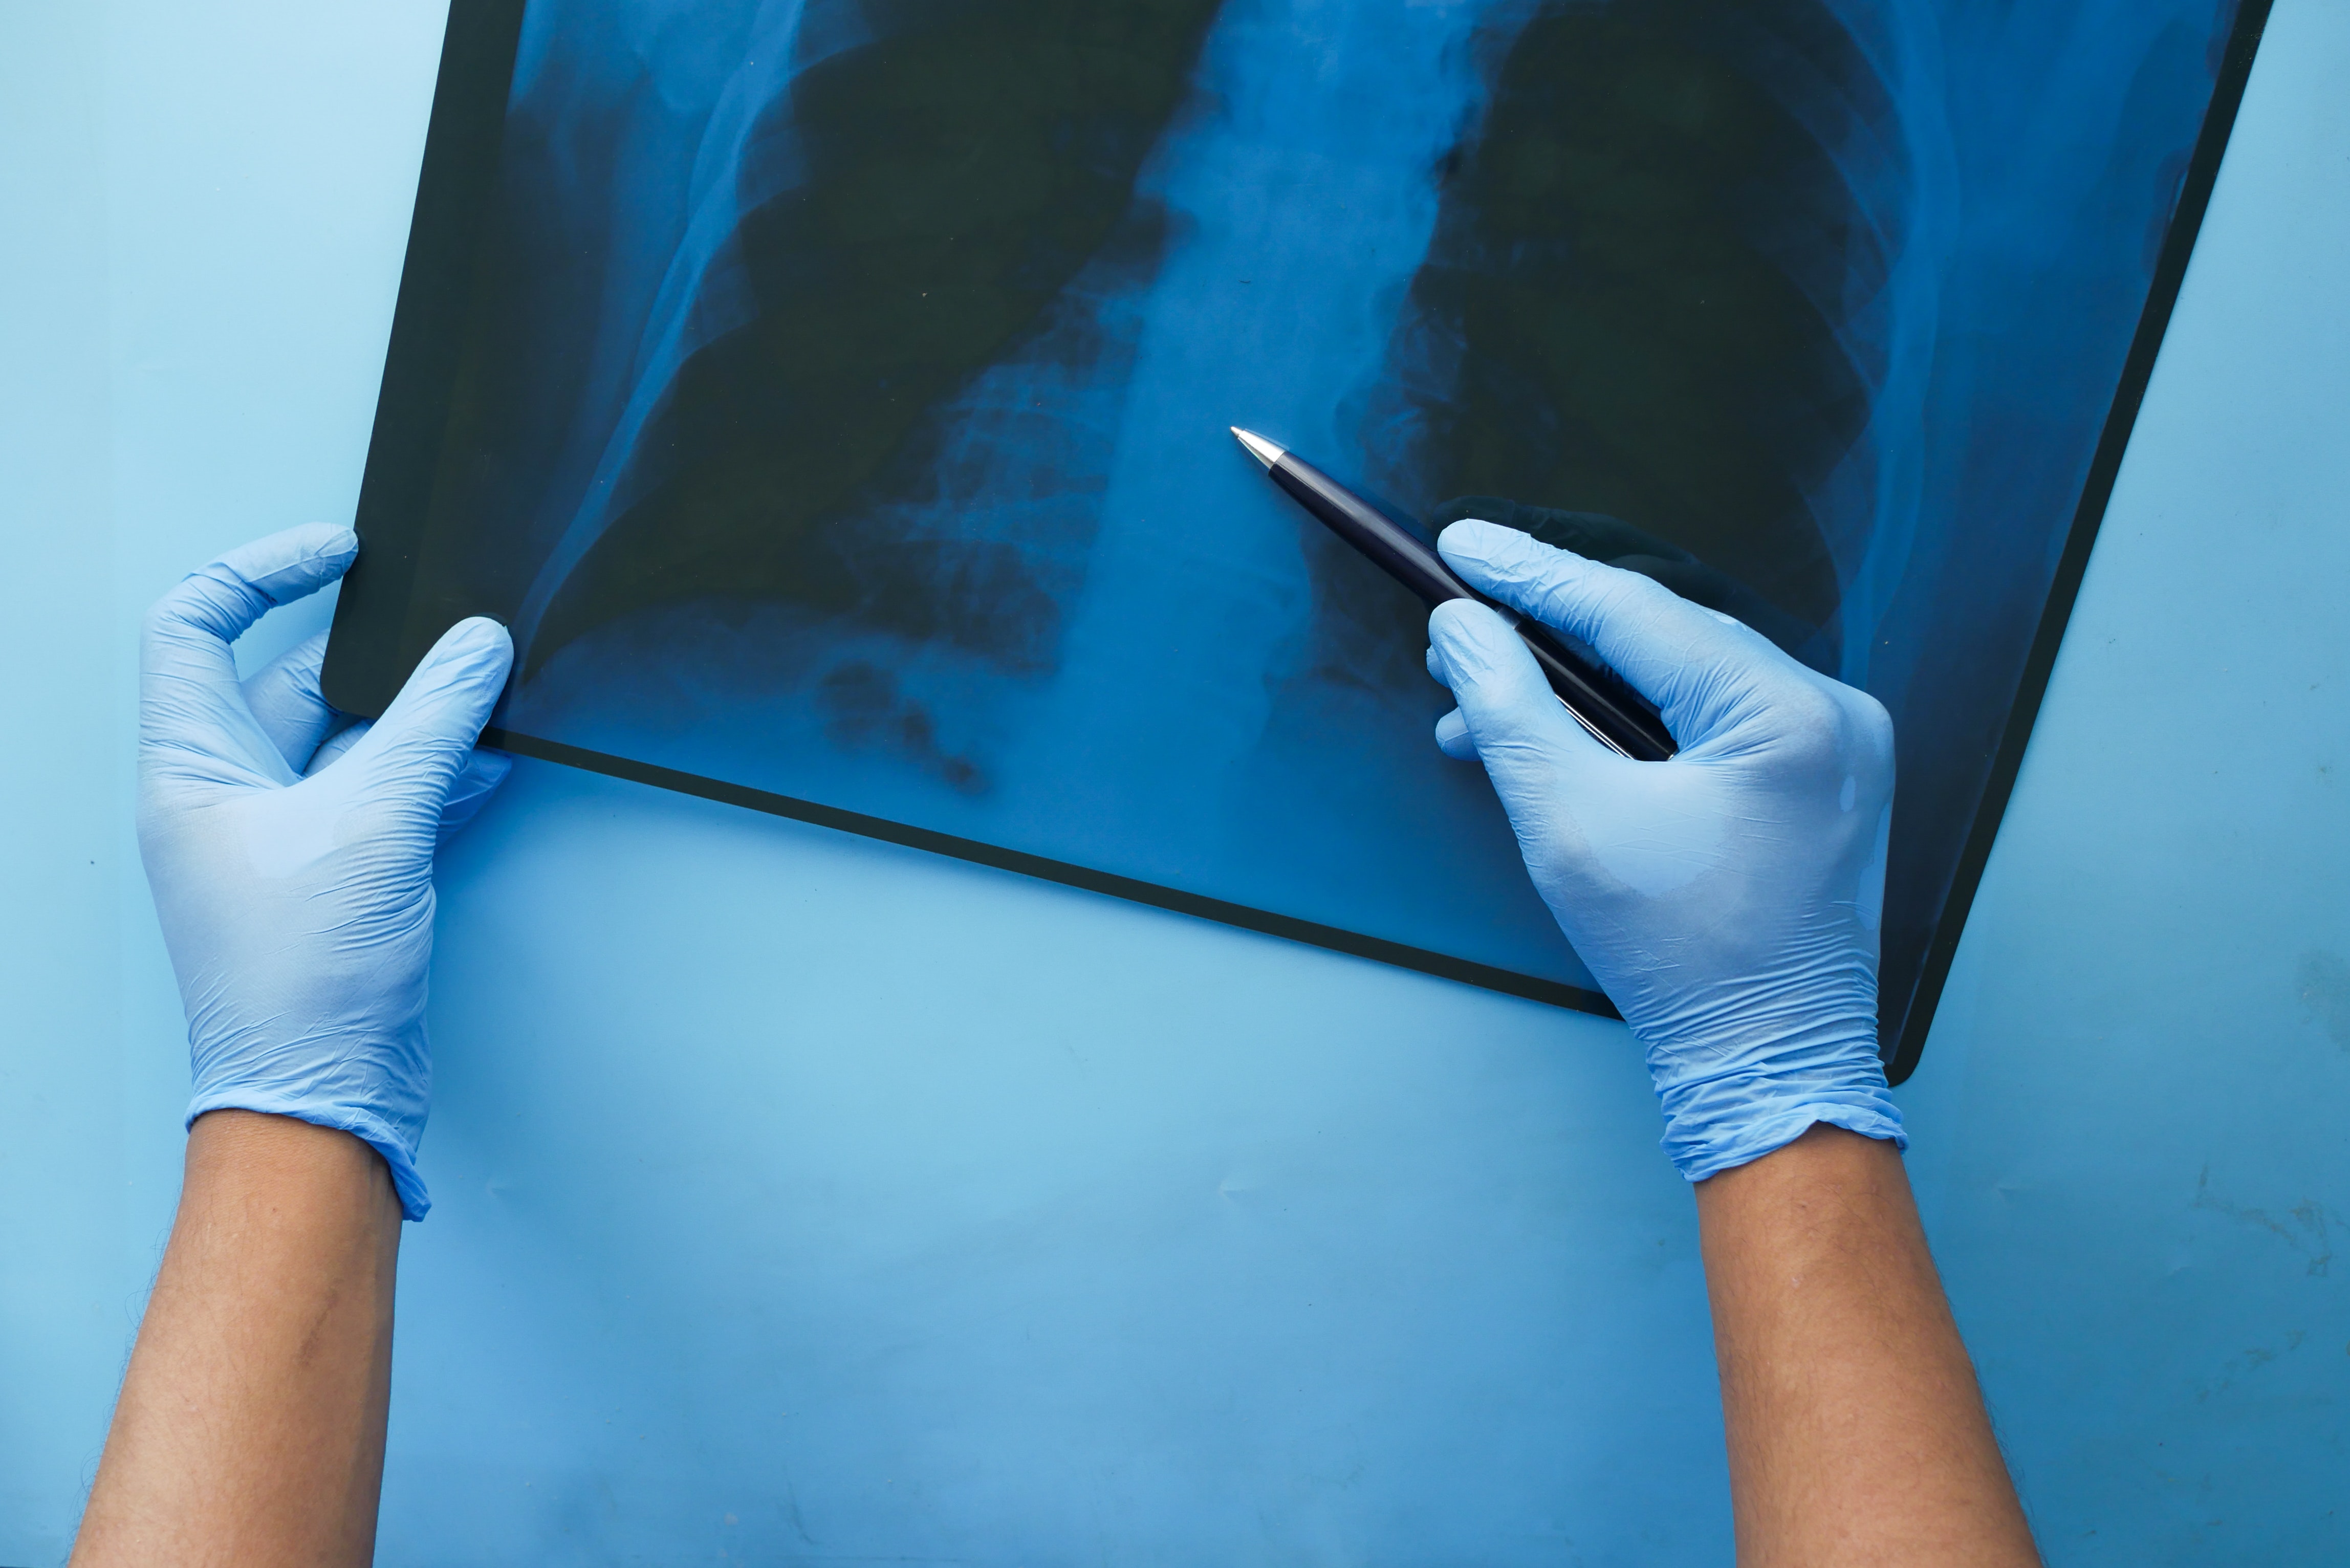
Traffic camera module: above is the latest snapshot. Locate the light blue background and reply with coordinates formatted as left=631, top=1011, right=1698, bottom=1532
left=1, top=1, right=2343, bottom=1562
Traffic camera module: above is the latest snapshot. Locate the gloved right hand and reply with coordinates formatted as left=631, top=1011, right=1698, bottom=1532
left=1425, top=519, right=1906, bottom=1182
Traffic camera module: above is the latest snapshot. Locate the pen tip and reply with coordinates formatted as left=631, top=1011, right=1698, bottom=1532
left=1230, top=426, right=1285, bottom=469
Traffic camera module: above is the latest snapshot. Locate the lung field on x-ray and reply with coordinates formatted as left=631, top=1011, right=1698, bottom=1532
left=1340, top=0, right=1883, bottom=680
left=528, top=0, right=1224, bottom=683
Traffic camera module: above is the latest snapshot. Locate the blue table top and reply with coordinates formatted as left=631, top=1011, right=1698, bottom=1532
left=2, top=2, right=2343, bottom=1561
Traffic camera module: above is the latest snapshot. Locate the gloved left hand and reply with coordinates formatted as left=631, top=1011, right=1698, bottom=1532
left=138, top=524, right=514, bottom=1220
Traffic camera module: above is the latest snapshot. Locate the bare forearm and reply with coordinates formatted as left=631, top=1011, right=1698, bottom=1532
left=73, top=1111, right=403, bottom=1568
left=1694, top=1125, right=2038, bottom=1567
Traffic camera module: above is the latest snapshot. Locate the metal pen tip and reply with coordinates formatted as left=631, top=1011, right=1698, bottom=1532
left=1230, top=426, right=1286, bottom=469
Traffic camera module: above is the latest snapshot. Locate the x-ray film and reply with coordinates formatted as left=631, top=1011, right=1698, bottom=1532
left=327, top=0, right=2269, bottom=1077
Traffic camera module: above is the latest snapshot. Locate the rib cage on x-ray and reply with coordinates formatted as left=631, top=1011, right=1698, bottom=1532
left=383, top=0, right=2238, bottom=1039
left=448, top=0, right=1940, bottom=701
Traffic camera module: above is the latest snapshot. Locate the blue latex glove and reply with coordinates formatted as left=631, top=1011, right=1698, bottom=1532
left=138, top=525, right=514, bottom=1219
left=1426, top=519, right=1905, bottom=1181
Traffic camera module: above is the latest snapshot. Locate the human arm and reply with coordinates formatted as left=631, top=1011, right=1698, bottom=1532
left=70, top=1114, right=403, bottom=1564
left=1424, top=519, right=2036, bottom=1566
left=73, top=525, right=512, bottom=1566
left=1696, top=1124, right=2036, bottom=1566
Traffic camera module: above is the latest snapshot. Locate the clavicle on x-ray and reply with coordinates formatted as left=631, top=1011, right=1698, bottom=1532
left=328, top=0, right=2255, bottom=1069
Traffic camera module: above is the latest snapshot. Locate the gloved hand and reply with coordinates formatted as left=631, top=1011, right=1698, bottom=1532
left=138, top=524, right=514, bottom=1219
left=1425, top=519, right=1905, bottom=1181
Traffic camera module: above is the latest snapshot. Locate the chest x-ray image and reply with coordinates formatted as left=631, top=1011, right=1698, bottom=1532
left=330, top=0, right=2258, bottom=1072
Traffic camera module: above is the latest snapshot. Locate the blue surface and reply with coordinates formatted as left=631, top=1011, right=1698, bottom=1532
left=1, top=1, right=2344, bottom=1562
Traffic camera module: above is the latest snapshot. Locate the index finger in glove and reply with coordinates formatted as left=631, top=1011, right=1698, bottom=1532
left=1437, top=518, right=1800, bottom=738
left=141, top=525, right=358, bottom=770
left=242, top=629, right=351, bottom=774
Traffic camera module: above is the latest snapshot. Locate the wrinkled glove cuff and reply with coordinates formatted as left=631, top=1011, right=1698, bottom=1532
left=1652, top=1034, right=1906, bottom=1183
left=184, top=1092, right=432, bottom=1221
left=1663, top=1096, right=1907, bottom=1183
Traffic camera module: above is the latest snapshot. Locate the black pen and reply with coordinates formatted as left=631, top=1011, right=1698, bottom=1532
left=1231, top=427, right=1677, bottom=761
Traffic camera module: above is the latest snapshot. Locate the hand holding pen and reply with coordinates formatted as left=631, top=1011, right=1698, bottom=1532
left=1234, top=421, right=1902, bottom=1171
left=1231, top=427, right=1678, bottom=760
